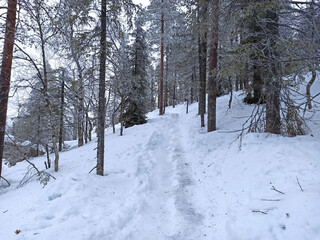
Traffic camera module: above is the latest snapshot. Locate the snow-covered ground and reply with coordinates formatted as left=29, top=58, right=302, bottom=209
left=1, top=90, right=320, bottom=240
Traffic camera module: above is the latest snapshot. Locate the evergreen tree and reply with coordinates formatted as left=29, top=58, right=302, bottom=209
left=123, top=15, right=149, bottom=128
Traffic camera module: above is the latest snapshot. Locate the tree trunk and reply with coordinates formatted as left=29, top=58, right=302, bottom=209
left=69, top=23, right=85, bottom=147
left=307, top=70, right=316, bottom=109
left=72, top=116, right=77, bottom=140
left=37, top=115, right=41, bottom=156
left=235, top=75, right=239, bottom=91
left=242, top=4, right=265, bottom=105
left=88, top=118, right=92, bottom=142
left=159, top=0, right=165, bottom=115
left=252, top=64, right=263, bottom=103
left=77, top=74, right=84, bottom=147
left=306, top=1, right=317, bottom=110
left=150, top=76, right=155, bottom=110
left=120, top=99, right=124, bottom=136
left=207, top=0, right=219, bottom=132
left=228, top=76, right=233, bottom=109
left=165, top=46, right=169, bottom=110
left=186, top=99, right=189, bottom=114
left=35, top=4, right=59, bottom=172
left=265, top=6, right=281, bottom=134
left=84, top=111, right=89, bottom=144
left=191, top=67, right=196, bottom=103
left=112, top=115, right=116, bottom=134
left=198, top=1, right=207, bottom=128
left=59, top=70, right=65, bottom=152
left=173, top=68, right=177, bottom=108
left=73, top=59, right=84, bottom=147
left=265, top=75, right=281, bottom=134
left=97, top=0, right=107, bottom=176
left=158, top=77, right=160, bottom=109
left=44, top=89, right=59, bottom=172
left=0, top=0, right=17, bottom=178
left=45, top=144, right=51, bottom=169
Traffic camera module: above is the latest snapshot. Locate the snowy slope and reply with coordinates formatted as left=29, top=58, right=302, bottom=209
left=0, top=91, right=320, bottom=240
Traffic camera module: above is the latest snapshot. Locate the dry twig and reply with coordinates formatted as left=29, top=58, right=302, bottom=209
left=89, top=166, right=97, bottom=174
left=296, top=176, right=304, bottom=192
left=261, top=198, right=281, bottom=201
left=271, top=186, right=285, bottom=195
left=252, top=210, right=268, bottom=215
left=0, top=176, right=10, bottom=186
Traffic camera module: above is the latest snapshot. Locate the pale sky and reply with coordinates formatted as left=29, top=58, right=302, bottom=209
left=132, top=0, right=150, bottom=7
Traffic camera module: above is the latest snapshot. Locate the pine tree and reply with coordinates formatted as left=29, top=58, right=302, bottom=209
left=97, top=0, right=107, bottom=176
left=123, top=15, right=149, bottom=128
left=198, top=0, right=208, bottom=128
left=0, top=0, right=17, bottom=179
left=207, top=0, right=220, bottom=132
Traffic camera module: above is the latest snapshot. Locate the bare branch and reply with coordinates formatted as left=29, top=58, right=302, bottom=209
left=271, top=186, right=285, bottom=195
left=296, top=176, right=304, bottom=192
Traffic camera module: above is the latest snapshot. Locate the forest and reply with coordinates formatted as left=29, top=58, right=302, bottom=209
left=0, top=0, right=319, bottom=239
left=0, top=0, right=319, bottom=175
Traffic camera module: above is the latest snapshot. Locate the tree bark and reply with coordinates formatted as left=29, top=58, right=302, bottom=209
left=173, top=68, right=177, bottom=108
left=198, top=0, right=207, bottom=128
left=97, top=0, right=107, bottom=176
left=306, top=1, right=317, bottom=110
left=120, top=98, right=124, bottom=136
left=88, top=117, right=92, bottom=142
left=228, top=76, right=233, bottom=109
left=207, top=0, right=219, bottom=132
left=77, top=71, right=84, bottom=147
left=0, top=0, right=17, bottom=178
left=191, top=67, right=196, bottom=103
left=159, top=0, right=165, bottom=115
left=85, top=111, right=89, bottom=144
left=59, top=70, right=65, bottom=151
left=252, top=64, right=263, bottom=103
left=307, top=70, right=316, bottom=110
left=164, top=46, right=169, bottom=111
left=265, top=6, right=281, bottom=134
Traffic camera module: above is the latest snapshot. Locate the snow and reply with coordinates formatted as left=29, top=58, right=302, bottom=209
left=1, top=91, right=320, bottom=240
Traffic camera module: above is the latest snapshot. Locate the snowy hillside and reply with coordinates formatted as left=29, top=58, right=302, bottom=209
left=1, top=92, right=320, bottom=240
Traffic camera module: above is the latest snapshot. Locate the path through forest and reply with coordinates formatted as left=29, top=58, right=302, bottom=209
left=123, top=111, right=206, bottom=239
left=2, top=94, right=319, bottom=240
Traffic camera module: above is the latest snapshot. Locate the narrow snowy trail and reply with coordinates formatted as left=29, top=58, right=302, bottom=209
left=120, top=112, right=204, bottom=240
left=1, top=92, right=320, bottom=240
left=167, top=113, right=204, bottom=239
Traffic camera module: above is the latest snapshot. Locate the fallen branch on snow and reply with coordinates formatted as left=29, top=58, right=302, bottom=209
left=0, top=176, right=10, bottom=186
left=5, top=134, right=56, bottom=188
left=296, top=176, right=304, bottom=192
left=252, top=210, right=268, bottom=215
left=89, top=166, right=97, bottom=174
left=261, top=198, right=281, bottom=202
left=271, top=186, right=285, bottom=195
